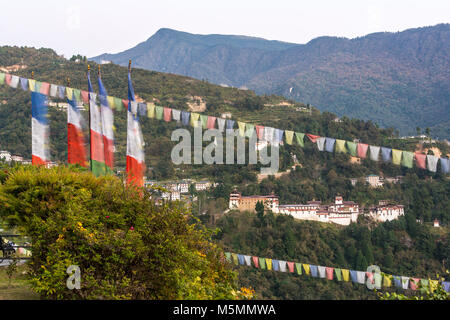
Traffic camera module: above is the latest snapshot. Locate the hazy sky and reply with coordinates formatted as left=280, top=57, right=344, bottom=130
left=1, top=0, right=449, bottom=58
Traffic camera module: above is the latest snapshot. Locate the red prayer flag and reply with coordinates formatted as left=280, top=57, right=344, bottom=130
left=163, top=107, right=172, bottom=122
left=410, top=278, right=420, bottom=290
left=5, top=74, right=11, bottom=86
left=122, top=99, right=129, bottom=110
left=40, top=82, right=50, bottom=95
left=326, top=267, right=334, bottom=280
left=255, top=125, right=264, bottom=140
left=287, top=262, right=295, bottom=273
left=306, top=134, right=320, bottom=143
left=81, top=90, right=89, bottom=104
left=415, top=153, right=426, bottom=169
left=252, top=256, right=259, bottom=268
left=207, top=116, right=216, bottom=129
left=357, top=143, right=369, bottom=158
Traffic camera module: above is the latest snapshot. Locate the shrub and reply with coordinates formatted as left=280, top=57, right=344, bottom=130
left=0, top=166, right=238, bottom=299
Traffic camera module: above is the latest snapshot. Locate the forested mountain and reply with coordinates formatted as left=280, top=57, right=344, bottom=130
left=91, top=24, right=450, bottom=139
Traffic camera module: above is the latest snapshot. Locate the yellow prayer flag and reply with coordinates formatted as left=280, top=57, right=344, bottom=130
left=266, top=258, right=272, bottom=271
left=191, top=113, right=200, bottom=127
left=335, top=139, right=347, bottom=153
left=66, top=87, right=73, bottom=100
left=383, top=274, right=392, bottom=287
left=147, top=102, right=155, bottom=118
left=285, top=130, right=294, bottom=145
left=342, top=269, right=350, bottom=282
left=237, top=121, right=246, bottom=137
left=302, top=264, right=310, bottom=275
left=28, top=79, right=36, bottom=92
left=392, top=149, right=402, bottom=165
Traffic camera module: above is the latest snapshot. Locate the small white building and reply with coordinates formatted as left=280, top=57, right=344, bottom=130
left=366, top=175, right=384, bottom=188
left=368, top=201, right=405, bottom=222
left=434, top=219, right=440, bottom=228
left=195, top=181, right=211, bottom=191
left=0, top=151, right=11, bottom=162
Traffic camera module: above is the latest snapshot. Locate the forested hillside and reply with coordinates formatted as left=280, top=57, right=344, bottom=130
left=92, top=24, right=450, bottom=138
left=0, top=46, right=449, bottom=300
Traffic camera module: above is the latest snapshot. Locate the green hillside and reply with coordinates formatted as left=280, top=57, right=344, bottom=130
left=0, top=46, right=449, bottom=300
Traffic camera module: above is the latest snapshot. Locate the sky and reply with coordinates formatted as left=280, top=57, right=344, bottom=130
left=1, top=0, right=449, bottom=58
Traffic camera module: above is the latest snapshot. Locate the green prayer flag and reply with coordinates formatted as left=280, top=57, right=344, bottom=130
left=401, top=151, right=414, bottom=168
left=73, top=89, right=82, bottom=102
left=0, top=72, right=5, bottom=85
left=295, top=132, right=305, bottom=147
left=420, top=279, right=429, bottom=289
left=346, top=141, right=357, bottom=156
left=245, top=123, right=255, bottom=138
left=335, top=268, right=342, bottom=281
left=34, top=81, right=42, bottom=93
left=259, top=257, right=266, bottom=270
left=155, top=106, right=164, bottom=120
left=225, top=252, right=231, bottom=262
left=147, top=103, right=155, bottom=118
left=295, top=263, right=302, bottom=275
left=200, top=114, right=208, bottom=129
left=335, top=139, right=347, bottom=153
left=392, top=149, right=402, bottom=165
left=114, top=97, right=123, bottom=111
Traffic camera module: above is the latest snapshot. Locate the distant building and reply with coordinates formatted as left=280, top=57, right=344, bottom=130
left=10, top=155, right=23, bottom=162
left=368, top=201, right=405, bottom=222
left=0, top=151, right=11, bottom=162
left=434, top=219, right=440, bottom=228
left=161, top=191, right=181, bottom=201
left=278, top=196, right=360, bottom=226
left=366, top=175, right=383, bottom=188
left=229, top=190, right=279, bottom=213
left=195, top=181, right=212, bottom=191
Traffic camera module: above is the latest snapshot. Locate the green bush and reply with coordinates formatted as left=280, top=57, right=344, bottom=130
left=0, top=166, right=238, bottom=299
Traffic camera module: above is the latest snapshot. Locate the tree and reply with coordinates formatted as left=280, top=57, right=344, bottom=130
left=255, top=200, right=265, bottom=219
left=355, top=250, right=368, bottom=270
left=0, top=166, right=238, bottom=300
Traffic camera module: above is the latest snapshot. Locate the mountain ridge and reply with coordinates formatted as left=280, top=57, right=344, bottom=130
left=91, top=24, right=450, bottom=138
